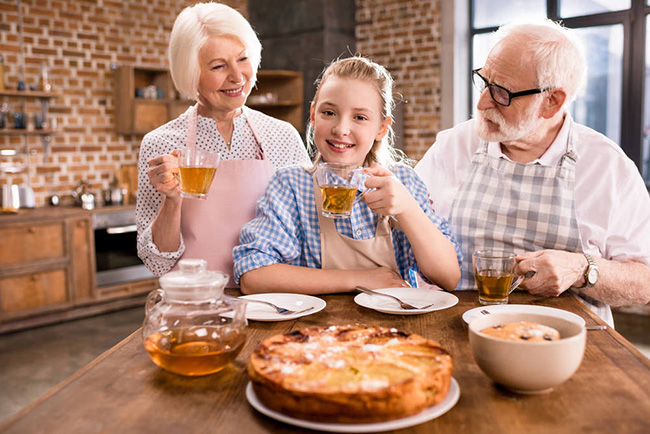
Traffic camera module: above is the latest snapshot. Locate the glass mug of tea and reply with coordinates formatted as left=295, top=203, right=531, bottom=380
left=177, top=148, right=220, bottom=200
left=315, top=162, right=364, bottom=218
left=472, top=250, right=528, bottom=305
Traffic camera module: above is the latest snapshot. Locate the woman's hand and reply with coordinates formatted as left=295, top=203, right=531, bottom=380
left=148, top=149, right=181, bottom=199
left=361, top=164, right=419, bottom=217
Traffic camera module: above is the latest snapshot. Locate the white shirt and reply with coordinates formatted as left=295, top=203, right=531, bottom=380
left=415, top=115, right=650, bottom=267
left=136, top=106, right=311, bottom=276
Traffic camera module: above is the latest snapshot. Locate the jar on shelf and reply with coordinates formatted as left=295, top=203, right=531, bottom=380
left=40, top=63, right=51, bottom=92
left=142, top=259, right=247, bottom=376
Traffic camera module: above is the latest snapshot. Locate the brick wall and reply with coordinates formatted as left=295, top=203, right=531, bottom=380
left=0, top=0, right=246, bottom=206
left=1, top=0, right=441, bottom=206
left=356, top=0, right=441, bottom=160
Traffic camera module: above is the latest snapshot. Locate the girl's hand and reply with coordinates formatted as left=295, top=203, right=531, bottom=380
left=361, top=164, right=419, bottom=217
left=353, top=267, right=410, bottom=289
left=148, top=149, right=181, bottom=199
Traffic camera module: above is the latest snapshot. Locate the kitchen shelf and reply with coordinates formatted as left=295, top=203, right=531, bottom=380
left=0, top=90, right=57, bottom=99
left=113, top=67, right=304, bottom=135
left=248, top=70, right=303, bottom=133
left=0, top=89, right=57, bottom=173
left=0, top=128, right=56, bottom=136
left=114, top=65, right=191, bottom=135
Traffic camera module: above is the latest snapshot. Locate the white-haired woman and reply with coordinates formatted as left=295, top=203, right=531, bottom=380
left=136, top=2, right=310, bottom=285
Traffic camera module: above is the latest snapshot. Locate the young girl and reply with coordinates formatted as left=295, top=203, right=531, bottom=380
left=233, top=56, right=462, bottom=294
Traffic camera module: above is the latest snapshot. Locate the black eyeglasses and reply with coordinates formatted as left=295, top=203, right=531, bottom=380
left=472, top=69, right=554, bottom=107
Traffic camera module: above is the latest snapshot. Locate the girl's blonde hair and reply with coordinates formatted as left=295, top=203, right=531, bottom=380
left=307, top=56, right=409, bottom=168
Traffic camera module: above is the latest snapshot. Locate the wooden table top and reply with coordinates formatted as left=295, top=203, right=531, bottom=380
left=2, top=291, right=649, bottom=433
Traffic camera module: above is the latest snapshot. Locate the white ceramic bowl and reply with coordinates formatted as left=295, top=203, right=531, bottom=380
left=468, top=311, right=586, bottom=394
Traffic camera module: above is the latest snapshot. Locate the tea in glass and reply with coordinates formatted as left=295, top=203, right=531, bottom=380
left=178, top=148, right=220, bottom=200
left=144, top=325, right=245, bottom=376
left=315, top=162, right=363, bottom=218
left=473, top=250, right=517, bottom=305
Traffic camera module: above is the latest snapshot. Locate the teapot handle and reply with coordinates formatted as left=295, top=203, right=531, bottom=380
left=145, top=289, right=164, bottom=314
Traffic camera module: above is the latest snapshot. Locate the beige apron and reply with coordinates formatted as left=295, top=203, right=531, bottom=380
left=313, top=175, right=400, bottom=275
left=176, top=105, right=275, bottom=288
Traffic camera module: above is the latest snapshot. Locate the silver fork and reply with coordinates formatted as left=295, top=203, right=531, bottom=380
left=355, top=286, right=434, bottom=310
left=240, top=298, right=315, bottom=315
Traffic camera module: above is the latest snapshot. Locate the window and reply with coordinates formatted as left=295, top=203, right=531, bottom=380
left=470, top=0, right=650, bottom=186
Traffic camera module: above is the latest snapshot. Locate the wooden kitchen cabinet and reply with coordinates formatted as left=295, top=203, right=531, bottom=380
left=0, top=207, right=155, bottom=334
left=0, top=209, right=93, bottom=326
left=114, top=65, right=191, bottom=135
left=248, top=70, right=304, bottom=133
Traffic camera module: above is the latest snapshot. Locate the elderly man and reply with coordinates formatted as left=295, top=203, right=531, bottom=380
left=415, top=19, right=650, bottom=325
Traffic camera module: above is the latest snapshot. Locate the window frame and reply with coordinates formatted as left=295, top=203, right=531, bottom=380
left=469, top=0, right=650, bottom=187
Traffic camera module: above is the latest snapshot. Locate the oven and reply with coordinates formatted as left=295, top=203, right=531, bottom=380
left=93, top=208, right=154, bottom=287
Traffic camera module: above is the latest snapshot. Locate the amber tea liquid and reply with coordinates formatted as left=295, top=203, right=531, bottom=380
left=476, top=269, right=514, bottom=305
left=179, top=166, right=217, bottom=199
left=320, top=185, right=357, bottom=218
left=144, top=326, right=245, bottom=376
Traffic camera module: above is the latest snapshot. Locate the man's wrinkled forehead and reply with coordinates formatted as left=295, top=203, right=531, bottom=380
left=484, top=38, right=537, bottom=89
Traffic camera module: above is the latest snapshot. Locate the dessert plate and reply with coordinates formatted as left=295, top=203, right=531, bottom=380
left=238, top=293, right=326, bottom=322
left=462, top=304, right=586, bottom=326
left=246, top=378, right=460, bottom=433
left=354, top=288, right=458, bottom=315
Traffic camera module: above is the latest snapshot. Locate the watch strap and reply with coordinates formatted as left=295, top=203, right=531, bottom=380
left=576, top=253, right=597, bottom=290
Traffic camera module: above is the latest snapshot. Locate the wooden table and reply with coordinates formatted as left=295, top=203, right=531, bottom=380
left=2, top=291, right=649, bottom=433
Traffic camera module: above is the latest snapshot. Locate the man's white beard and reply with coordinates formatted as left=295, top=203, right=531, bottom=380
left=475, top=102, right=541, bottom=143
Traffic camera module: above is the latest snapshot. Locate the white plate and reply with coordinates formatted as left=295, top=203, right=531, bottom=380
left=354, top=288, right=458, bottom=315
left=238, top=293, right=326, bottom=322
left=462, top=304, right=586, bottom=326
left=246, top=378, right=460, bottom=433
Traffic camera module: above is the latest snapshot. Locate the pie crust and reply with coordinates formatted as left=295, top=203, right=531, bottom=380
left=247, top=325, right=453, bottom=423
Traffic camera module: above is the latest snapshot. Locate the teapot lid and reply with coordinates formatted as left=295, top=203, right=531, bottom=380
left=159, top=259, right=229, bottom=301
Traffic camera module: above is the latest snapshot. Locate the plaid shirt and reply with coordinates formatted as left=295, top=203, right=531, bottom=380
left=233, top=164, right=462, bottom=285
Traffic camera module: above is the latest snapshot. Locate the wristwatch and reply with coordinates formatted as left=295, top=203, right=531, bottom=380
left=577, top=253, right=599, bottom=290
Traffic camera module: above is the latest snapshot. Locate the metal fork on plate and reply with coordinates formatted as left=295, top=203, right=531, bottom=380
left=354, top=286, right=434, bottom=310
left=240, top=298, right=314, bottom=315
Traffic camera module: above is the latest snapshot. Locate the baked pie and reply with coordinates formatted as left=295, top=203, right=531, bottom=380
left=247, top=325, right=453, bottom=423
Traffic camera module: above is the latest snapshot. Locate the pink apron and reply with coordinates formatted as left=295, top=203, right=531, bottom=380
left=176, top=105, right=275, bottom=288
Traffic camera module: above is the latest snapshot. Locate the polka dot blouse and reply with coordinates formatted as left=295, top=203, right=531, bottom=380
left=136, top=105, right=311, bottom=276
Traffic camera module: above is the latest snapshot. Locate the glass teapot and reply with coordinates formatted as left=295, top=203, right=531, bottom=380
left=142, top=259, right=247, bottom=376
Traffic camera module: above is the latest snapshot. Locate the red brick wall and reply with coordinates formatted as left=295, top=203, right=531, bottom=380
left=356, top=0, right=441, bottom=160
left=0, top=0, right=246, bottom=206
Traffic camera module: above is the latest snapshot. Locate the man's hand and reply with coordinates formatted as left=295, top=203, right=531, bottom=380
left=515, top=250, right=586, bottom=297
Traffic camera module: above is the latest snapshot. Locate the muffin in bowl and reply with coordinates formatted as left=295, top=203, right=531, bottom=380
left=468, top=311, right=586, bottom=393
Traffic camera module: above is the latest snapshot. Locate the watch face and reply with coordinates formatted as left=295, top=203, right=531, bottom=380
left=588, top=268, right=599, bottom=284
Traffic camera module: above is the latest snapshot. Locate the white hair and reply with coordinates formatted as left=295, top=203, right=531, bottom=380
left=495, top=19, right=586, bottom=103
left=168, top=2, right=262, bottom=99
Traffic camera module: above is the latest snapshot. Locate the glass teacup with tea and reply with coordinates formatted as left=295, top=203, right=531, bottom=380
left=315, top=162, right=365, bottom=218
left=472, top=250, right=529, bottom=305
left=177, top=148, right=220, bottom=200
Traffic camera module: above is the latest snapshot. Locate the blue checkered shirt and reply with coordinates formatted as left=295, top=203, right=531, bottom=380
left=233, top=163, right=462, bottom=285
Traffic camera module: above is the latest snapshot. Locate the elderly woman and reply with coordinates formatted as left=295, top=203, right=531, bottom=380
left=136, top=2, right=310, bottom=286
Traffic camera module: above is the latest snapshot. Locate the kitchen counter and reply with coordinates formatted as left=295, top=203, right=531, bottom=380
left=2, top=291, right=648, bottom=433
